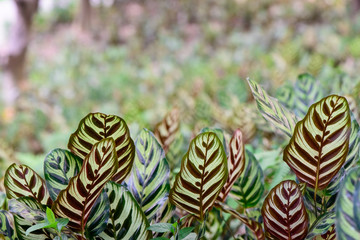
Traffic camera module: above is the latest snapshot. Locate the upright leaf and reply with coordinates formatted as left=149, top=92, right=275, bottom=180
left=127, top=129, right=170, bottom=222
left=276, top=85, right=295, bottom=111
left=99, top=182, right=152, bottom=240
left=68, top=113, right=135, bottom=183
left=200, top=128, right=228, bottom=155
left=305, top=212, right=335, bottom=240
left=261, top=180, right=309, bottom=240
left=336, top=167, right=360, bottom=239
left=4, top=164, right=52, bottom=206
left=247, top=78, right=298, bottom=138
left=44, top=149, right=82, bottom=201
left=230, top=150, right=264, bottom=208
left=154, top=108, right=180, bottom=153
left=217, top=129, right=245, bottom=202
left=169, top=132, right=228, bottom=221
left=0, top=210, right=17, bottom=239
left=283, top=95, right=351, bottom=198
left=344, top=115, right=360, bottom=171
left=52, top=138, right=118, bottom=234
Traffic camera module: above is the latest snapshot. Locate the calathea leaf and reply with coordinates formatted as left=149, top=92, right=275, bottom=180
left=4, top=164, right=52, bottom=206
left=343, top=114, right=360, bottom=171
left=169, top=132, right=228, bottom=221
left=247, top=78, right=298, bottom=138
left=0, top=210, right=17, bottom=239
left=200, top=127, right=229, bottom=155
left=127, top=129, right=170, bottom=222
left=284, top=95, right=351, bottom=199
left=98, top=182, right=152, bottom=240
left=68, top=112, right=135, bottom=183
left=276, top=84, right=295, bottom=111
left=305, top=211, right=335, bottom=240
left=261, top=180, right=309, bottom=240
left=44, top=149, right=82, bottom=201
left=154, top=108, right=180, bottom=153
left=336, top=166, right=360, bottom=239
left=217, top=129, right=245, bottom=203
left=229, top=150, right=264, bottom=208
left=52, top=138, right=118, bottom=235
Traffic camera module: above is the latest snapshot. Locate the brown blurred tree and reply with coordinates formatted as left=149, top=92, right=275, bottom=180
left=0, top=0, right=39, bottom=114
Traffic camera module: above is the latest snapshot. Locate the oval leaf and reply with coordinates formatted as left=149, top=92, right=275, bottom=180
left=68, top=112, right=135, bottom=183
left=127, top=129, right=170, bottom=222
left=52, top=138, right=118, bottom=234
left=284, top=95, right=351, bottom=195
left=154, top=108, right=180, bottom=153
left=261, top=180, right=309, bottom=240
left=217, top=129, right=245, bottom=202
left=336, top=166, right=360, bottom=239
left=44, top=149, right=82, bottom=201
left=99, top=182, right=152, bottom=239
left=169, top=132, right=228, bottom=221
left=4, top=164, right=52, bottom=206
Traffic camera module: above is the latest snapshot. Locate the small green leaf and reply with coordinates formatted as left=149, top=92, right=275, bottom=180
left=46, top=207, right=56, bottom=224
left=147, top=223, right=174, bottom=233
left=56, top=218, right=69, bottom=232
left=179, top=227, right=194, bottom=239
left=25, top=222, right=49, bottom=236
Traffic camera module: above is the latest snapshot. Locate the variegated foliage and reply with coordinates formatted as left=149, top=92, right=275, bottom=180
left=98, top=182, right=152, bottom=240
left=261, top=180, right=309, bottom=240
left=344, top=114, right=360, bottom=170
left=68, top=112, right=135, bottom=183
left=155, top=108, right=180, bottom=153
left=305, top=212, right=335, bottom=240
left=52, top=138, right=118, bottom=235
left=169, top=132, right=228, bottom=221
left=4, top=164, right=52, bottom=206
left=247, top=78, right=298, bottom=138
left=230, top=150, right=264, bottom=208
left=0, top=210, right=17, bottom=239
left=284, top=95, right=351, bottom=199
left=127, top=129, right=171, bottom=222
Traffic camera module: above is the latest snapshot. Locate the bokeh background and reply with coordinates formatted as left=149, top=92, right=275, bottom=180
left=0, top=0, right=360, bottom=175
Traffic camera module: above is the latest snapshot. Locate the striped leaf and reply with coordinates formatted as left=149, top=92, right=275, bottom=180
left=217, top=129, right=245, bottom=202
left=4, top=164, right=52, bottom=206
left=44, top=149, right=82, bottom=201
left=68, top=112, right=135, bottom=184
left=247, top=78, right=298, bottom=138
left=169, top=132, right=228, bottom=221
left=229, top=150, right=264, bottom=208
left=200, top=128, right=229, bottom=155
left=294, top=73, right=323, bottom=118
left=166, top=133, right=187, bottom=170
left=98, top=182, right=152, bottom=240
left=52, top=138, right=118, bottom=235
left=276, top=85, right=295, bottom=111
left=336, top=166, right=360, bottom=239
left=127, top=129, right=170, bottom=222
left=344, top=115, right=360, bottom=171
left=305, top=212, right=335, bottom=240
left=314, top=225, right=336, bottom=240
left=155, top=108, right=180, bottom=153
left=0, top=210, right=17, bottom=239
left=283, top=95, right=351, bottom=199
left=152, top=199, right=174, bottom=224
left=261, top=180, right=309, bottom=240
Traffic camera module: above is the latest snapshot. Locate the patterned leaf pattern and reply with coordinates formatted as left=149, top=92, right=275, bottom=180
left=315, top=225, right=336, bottom=240
left=52, top=138, right=118, bottom=234
left=169, top=132, right=228, bottom=221
left=127, top=129, right=170, bottom=222
left=200, top=128, right=229, bottom=155
left=68, top=112, right=135, bottom=184
left=305, top=212, right=335, bottom=239
left=4, top=164, right=52, bottom=206
left=261, top=180, right=309, bottom=240
left=247, top=78, right=298, bottom=138
left=155, top=108, right=180, bottom=153
left=217, top=129, right=245, bottom=202
left=336, top=167, right=360, bottom=239
left=230, top=150, right=264, bottom=208
left=344, top=115, right=360, bottom=170
left=283, top=95, right=351, bottom=194
left=44, top=149, right=82, bottom=201
left=99, top=182, right=152, bottom=240
left=0, top=210, right=17, bottom=239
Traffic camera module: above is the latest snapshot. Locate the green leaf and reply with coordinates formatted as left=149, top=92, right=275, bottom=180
left=276, top=84, right=295, bottom=111
left=169, top=132, right=228, bottom=221
left=179, top=227, right=194, bottom=239
left=284, top=95, right=351, bottom=199
left=25, top=222, right=51, bottom=236
left=155, top=108, right=180, bottom=153
left=152, top=199, right=175, bottom=224
left=0, top=210, right=17, bottom=239
left=336, top=166, right=360, bottom=239
left=46, top=207, right=55, bottom=223
left=344, top=115, right=360, bottom=171
left=147, top=223, right=174, bottom=233
left=4, top=164, right=52, bottom=206
left=230, top=150, right=264, bottom=208
left=99, top=182, right=152, bottom=239
left=166, top=132, right=187, bottom=170
left=68, top=112, right=135, bottom=184
left=56, top=218, right=69, bottom=232
left=44, top=149, right=82, bottom=201
left=247, top=78, right=298, bottom=138
left=305, top=212, right=335, bottom=240
left=200, top=127, right=228, bottom=155
left=261, top=180, right=309, bottom=240
left=127, top=129, right=170, bottom=222
left=52, top=138, right=118, bottom=235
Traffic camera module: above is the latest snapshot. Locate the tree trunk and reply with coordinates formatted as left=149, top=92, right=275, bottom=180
left=0, top=0, right=38, bottom=108
left=79, top=0, right=92, bottom=33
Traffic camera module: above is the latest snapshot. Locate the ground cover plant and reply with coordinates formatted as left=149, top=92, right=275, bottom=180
left=0, top=78, right=359, bottom=239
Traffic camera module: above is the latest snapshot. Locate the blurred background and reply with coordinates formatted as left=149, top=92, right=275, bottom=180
left=0, top=0, right=360, bottom=175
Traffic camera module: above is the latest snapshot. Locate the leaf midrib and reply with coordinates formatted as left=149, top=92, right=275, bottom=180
left=199, top=134, right=210, bottom=221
